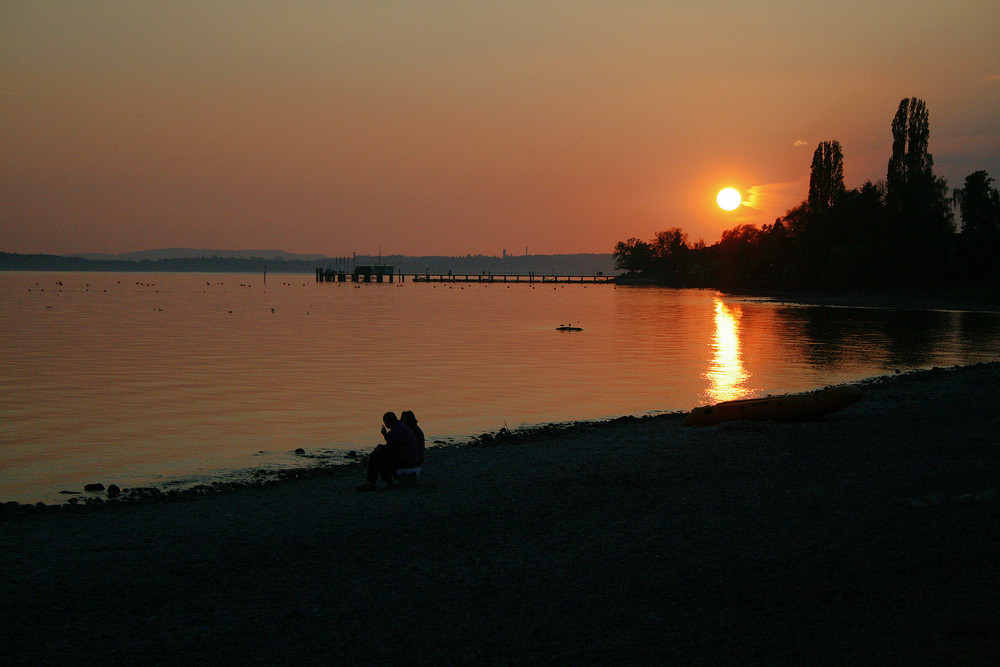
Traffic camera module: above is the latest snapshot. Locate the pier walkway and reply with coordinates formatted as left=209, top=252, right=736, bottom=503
left=315, top=268, right=616, bottom=284
left=410, top=273, right=615, bottom=284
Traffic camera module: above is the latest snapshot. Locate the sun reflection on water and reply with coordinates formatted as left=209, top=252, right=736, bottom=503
left=706, top=297, right=751, bottom=402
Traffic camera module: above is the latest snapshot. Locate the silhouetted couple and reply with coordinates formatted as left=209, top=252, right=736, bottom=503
left=356, top=410, right=425, bottom=491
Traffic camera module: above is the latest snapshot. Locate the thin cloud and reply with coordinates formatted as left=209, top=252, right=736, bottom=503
left=793, top=139, right=808, bottom=147
left=982, top=75, right=1000, bottom=82
left=742, top=179, right=808, bottom=218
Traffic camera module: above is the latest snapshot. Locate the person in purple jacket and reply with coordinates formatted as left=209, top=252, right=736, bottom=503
left=400, top=410, right=425, bottom=467
left=356, top=411, right=420, bottom=491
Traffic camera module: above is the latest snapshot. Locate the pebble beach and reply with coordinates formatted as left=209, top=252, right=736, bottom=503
left=2, top=362, right=999, bottom=665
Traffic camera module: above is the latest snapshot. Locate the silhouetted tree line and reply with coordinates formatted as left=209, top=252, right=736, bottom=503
left=615, top=98, right=1000, bottom=290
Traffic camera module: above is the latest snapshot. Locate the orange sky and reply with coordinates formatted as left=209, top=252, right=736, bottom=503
left=2, top=2, right=998, bottom=256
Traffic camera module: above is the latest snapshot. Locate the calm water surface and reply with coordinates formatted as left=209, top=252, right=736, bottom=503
left=3, top=272, right=1000, bottom=503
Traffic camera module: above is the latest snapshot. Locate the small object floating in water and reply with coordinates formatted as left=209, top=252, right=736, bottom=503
left=682, top=384, right=864, bottom=427
left=556, top=323, right=583, bottom=331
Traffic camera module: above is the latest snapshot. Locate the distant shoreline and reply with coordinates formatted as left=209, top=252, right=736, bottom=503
left=7, top=251, right=998, bottom=313
left=7, top=255, right=999, bottom=313
left=0, top=250, right=618, bottom=276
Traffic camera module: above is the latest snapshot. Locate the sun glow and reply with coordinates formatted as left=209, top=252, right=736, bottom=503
left=717, top=188, right=742, bottom=211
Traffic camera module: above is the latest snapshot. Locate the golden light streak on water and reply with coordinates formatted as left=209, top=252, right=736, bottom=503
left=706, top=297, right=751, bottom=402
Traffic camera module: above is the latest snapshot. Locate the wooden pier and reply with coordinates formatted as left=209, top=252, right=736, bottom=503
left=315, top=267, right=617, bottom=284
left=410, top=273, right=615, bottom=284
left=315, top=266, right=397, bottom=283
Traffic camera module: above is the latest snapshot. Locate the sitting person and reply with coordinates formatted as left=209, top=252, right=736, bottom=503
left=356, top=411, right=420, bottom=491
left=400, top=410, right=425, bottom=467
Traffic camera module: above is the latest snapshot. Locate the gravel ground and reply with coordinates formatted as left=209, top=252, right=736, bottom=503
left=2, top=363, right=999, bottom=666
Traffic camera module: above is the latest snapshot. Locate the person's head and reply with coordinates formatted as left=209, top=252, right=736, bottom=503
left=382, top=411, right=398, bottom=428
left=401, top=410, right=418, bottom=426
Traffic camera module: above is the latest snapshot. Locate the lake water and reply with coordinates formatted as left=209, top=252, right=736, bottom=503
left=3, top=271, right=1000, bottom=504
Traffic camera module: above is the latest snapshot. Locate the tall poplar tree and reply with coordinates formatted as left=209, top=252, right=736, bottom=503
left=884, top=97, right=954, bottom=280
left=807, top=140, right=845, bottom=210
left=887, top=98, right=933, bottom=214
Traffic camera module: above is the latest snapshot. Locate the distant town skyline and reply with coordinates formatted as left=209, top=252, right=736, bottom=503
left=2, top=2, right=998, bottom=257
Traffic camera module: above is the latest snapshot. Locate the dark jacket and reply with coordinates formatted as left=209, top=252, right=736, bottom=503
left=384, top=421, right=420, bottom=468
left=409, top=423, right=425, bottom=466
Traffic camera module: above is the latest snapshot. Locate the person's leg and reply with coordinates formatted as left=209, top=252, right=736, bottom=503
left=380, top=457, right=396, bottom=484
left=360, top=445, right=388, bottom=488
left=370, top=445, right=390, bottom=484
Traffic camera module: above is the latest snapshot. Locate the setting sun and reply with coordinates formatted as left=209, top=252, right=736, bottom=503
left=717, top=188, right=742, bottom=211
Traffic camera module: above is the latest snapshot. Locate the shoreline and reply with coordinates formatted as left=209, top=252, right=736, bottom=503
left=3, top=362, right=997, bottom=515
left=728, top=287, right=1000, bottom=313
left=612, top=277, right=1000, bottom=313
left=2, top=362, right=999, bottom=663
left=2, top=412, right=694, bottom=514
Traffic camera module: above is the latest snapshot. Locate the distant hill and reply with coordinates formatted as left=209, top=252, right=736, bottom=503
left=1, top=250, right=617, bottom=276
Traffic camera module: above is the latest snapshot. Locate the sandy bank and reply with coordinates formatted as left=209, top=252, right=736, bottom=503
left=2, top=363, right=999, bottom=665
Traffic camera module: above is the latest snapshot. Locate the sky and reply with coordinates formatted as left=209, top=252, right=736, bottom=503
left=2, top=1, right=999, bottom=257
